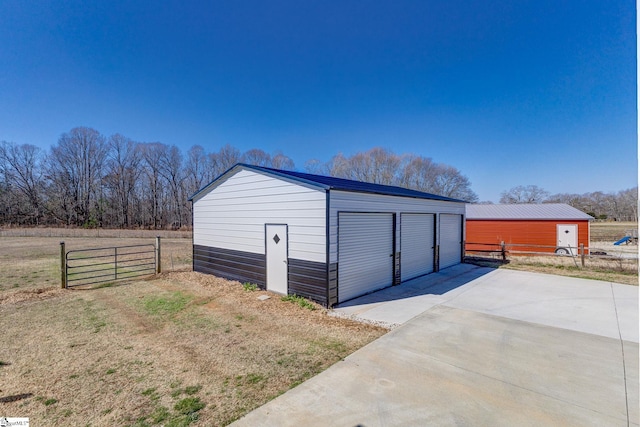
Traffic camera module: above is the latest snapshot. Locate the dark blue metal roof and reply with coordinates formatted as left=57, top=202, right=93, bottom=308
left=190, top=163, right=465, bottom=203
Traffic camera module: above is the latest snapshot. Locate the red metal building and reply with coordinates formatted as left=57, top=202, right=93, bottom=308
left=466, top=204, right=593, bottom=255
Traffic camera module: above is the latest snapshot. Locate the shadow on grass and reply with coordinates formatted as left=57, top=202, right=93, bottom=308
left=0, top=393, right=33, bottom=403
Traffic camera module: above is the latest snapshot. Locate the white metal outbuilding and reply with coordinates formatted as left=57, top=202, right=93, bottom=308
left=190, top=164, right=466, bottom=307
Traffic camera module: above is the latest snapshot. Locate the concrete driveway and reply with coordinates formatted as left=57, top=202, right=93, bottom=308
left=231, top=264, right=639, bottom=427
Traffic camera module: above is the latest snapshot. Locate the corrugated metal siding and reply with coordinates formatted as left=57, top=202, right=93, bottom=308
left=439, top=214, right=463, bottom=269
left=466, top=219, right=590, bottom=253
left=288, top=258, right=328, bottom=306
left=338, top=213, right=394, bottom=303
left=328, top=263, right=338, bottom=306
left=400, top=213, right=435, bottom=281
left=193, top=169, right=327, bottom=263
left=194, top=245, right=266, bottom=287
left=329, top=190, right=465, bottom=264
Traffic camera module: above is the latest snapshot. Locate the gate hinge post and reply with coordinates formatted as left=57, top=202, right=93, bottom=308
left=60, top=241, right=66, bottom=289
left=156, top=236, right=161, bottom=274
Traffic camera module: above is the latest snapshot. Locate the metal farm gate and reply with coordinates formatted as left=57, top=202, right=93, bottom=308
left=61, top=237, right=161, bottom=288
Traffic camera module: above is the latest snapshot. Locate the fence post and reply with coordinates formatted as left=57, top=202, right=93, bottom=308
left=60, top=241, right=66, bottom=289
left=580, top=243, right=585, bottom=267
left=501, top=241, right=506, bottom=262
left=156, top=236, right=161, bottom=274
left=114, top=247, right=118, bottom=280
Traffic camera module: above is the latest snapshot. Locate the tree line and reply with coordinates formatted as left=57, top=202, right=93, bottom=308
left=0, top=127, right=479, bottom=229
left=1, top=127, right=635, bottom=228
left=498, top=184, right=637, bottom=221
left=304, top=147, right=479, bottom=202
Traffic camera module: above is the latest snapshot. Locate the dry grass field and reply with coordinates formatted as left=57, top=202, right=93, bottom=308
left=589, top=221, right=637, bottom=242
left=0, top=231, right=386, bottom=426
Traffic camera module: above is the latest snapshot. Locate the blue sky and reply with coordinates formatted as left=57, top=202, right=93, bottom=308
left=0, top=0, right=636, bottom=202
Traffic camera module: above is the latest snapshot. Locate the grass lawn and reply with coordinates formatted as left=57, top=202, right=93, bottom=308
left=0, top=233, right=386, bottom=426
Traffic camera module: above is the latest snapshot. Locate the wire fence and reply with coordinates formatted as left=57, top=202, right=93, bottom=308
left=0, top=227, right=191, bottom=239
left=465, top=241, right=638, bottom=272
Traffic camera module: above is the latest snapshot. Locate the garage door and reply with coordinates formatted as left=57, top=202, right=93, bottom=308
left=400, top=213, right=435, bottom=282
left=439, top=214, right=463, bottom=270
left=338, top=212, right=394, bottom=303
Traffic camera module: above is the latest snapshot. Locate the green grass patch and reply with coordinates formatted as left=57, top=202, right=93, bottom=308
left=43, top=398, right=58, bottom=406
left=174, top=397, right=205, bottom=416
left=150, top=406, right=170, bottom=423
left=141, top=387, right=160, bottom=401
left=281, top=294, right=316, bottom=311
left=242, top=282, right=258, bottom=292
left=142, top=292, right=191, bottom=317
left=82, top=301, right=108, bottom=333
left=184, top=385, right=202, bottom=395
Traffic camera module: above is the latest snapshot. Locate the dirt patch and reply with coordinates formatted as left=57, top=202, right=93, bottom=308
left=0, top=286, right=67, bottom=305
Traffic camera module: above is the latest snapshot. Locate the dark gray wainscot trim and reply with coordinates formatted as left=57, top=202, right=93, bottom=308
left=194, top=245, right=331, bottom=307
left=288, top=258, right=329, bottom=307
left=194, top=245, right=266, bottom=288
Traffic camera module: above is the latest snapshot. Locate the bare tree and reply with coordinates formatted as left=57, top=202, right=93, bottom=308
left=209, top=144, right=241, bottom=178
left=47, top=127, right=108, bottom=226
left=0, top=170, right=10, bottom=224
left=0, top=141, right=45, bottom=224
left=348, top=147, right=400, bottom=185
left=304, top=158, right=329, bottom=175
left=158, top=144, right=185, bottom=228
left=271, top=152, right=295, bottom=170
left=398, top=155, right=438, bottom=191
left=616, top=187, right=638, bottom=221
left=305, top=148, right=478, bottom=201
left=431, top=164, right=478, bottom=202
left=139, top=142, right=167, bottom=229
left=547, top=187, right=638, bottom=221
left=104, top=134, right=141, bottom=227
left=324, top=153, right=351, bottom=178
left=242, top=148, right=272, bottom=167
left=499, top=185, right=549, bottom=204
left=184, top=145, right=210, bottom=196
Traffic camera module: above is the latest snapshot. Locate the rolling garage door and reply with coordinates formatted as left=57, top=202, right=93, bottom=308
left=338, top=212, right=394, bottom=303
left=439, top=214, right=463, bottom=270
left=400, top=213, right=435, bottom=282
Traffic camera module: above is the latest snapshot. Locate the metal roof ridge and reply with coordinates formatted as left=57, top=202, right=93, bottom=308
left=247, top=164, right=466, bottom=203
left=190, top=163, right=466, bottom=203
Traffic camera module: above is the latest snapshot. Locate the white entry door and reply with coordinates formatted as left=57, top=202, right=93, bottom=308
left=557, top=224, right=578, bottom=255
left=266, top=224, right=288, bottom=294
